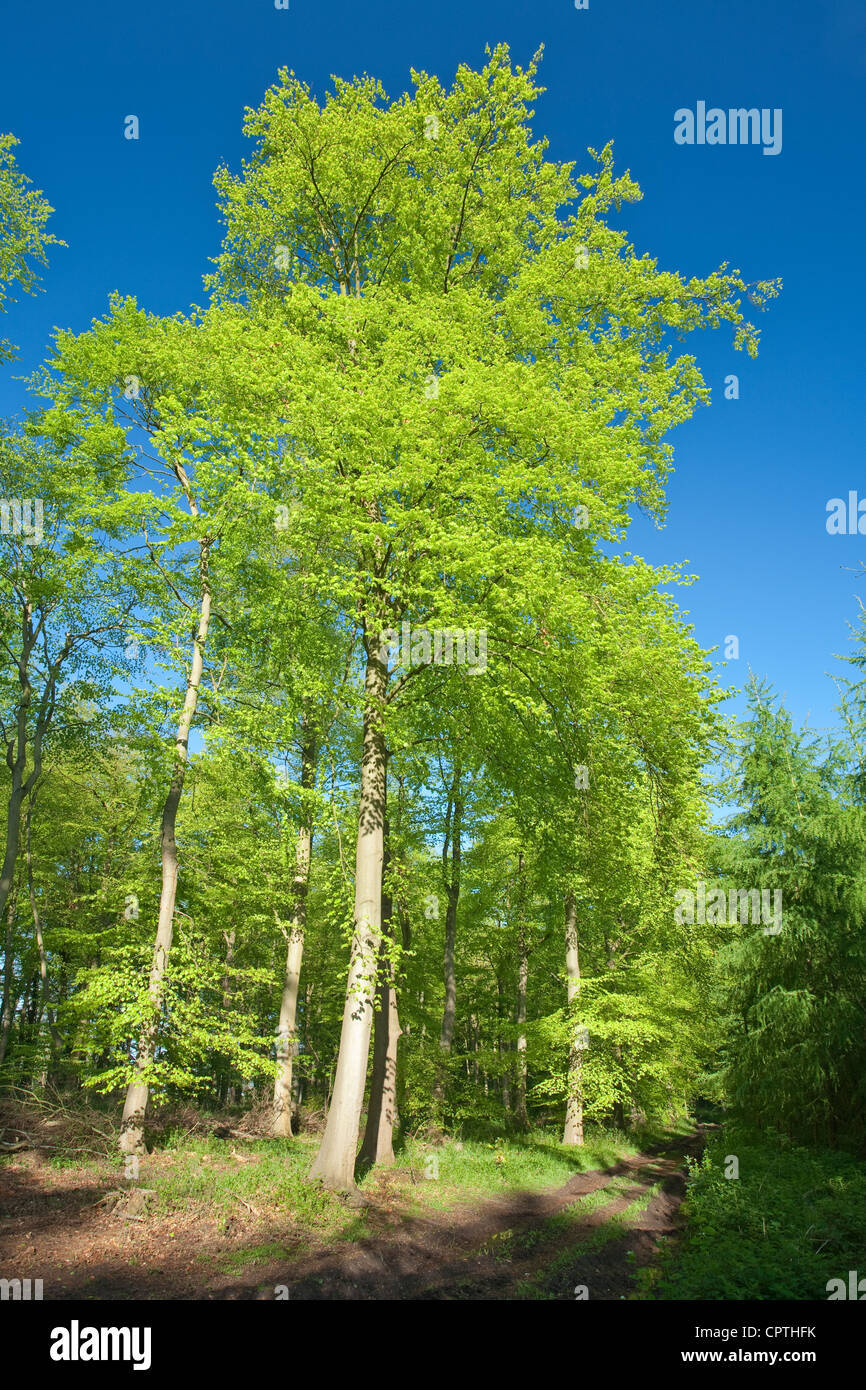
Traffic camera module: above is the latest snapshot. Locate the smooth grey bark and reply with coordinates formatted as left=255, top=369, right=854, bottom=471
left=515, top=860, right=529, bottom=1130
left=439, top=771, right=462, bottom=1051
left=469, top=1014, right=480, bottom=1084
left=434, top=764, right=461, bottom=1110
left=24, top=793, right=60, bottom=1081
left=272, top=724, right=316, bottom=1137
left=272, top=926, right=304, bottom=1135
left=120, top=537, right=212, bottom=1155
left=606, top=930, right=626, bottom=1130
left=562, top=893, right=585, bottom=1146
left=301, top=978, right=316, bottom=1098
left=0, top=891, right=17, bottom=1067
left=216, top=928, right=236, bottom=1105
left=308, top=633, right=387, bottom=1190
left=497, top=976, right=511, bottom=1109
left=359, top=828, right=401, bottom=1167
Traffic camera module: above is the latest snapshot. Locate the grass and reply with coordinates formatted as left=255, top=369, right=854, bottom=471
left=382, top=1127, right=639, bottom=1211
left=209, top=1241, right=300, bottom=1272
left=138, top=1132, right=362, bottom=1240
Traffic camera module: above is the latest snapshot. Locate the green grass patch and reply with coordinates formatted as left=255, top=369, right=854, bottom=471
left=137, top=1133, right=359, bottom=1241
left=210, top=1241, right=300, bottom=1272
left=385, top=1125, right=638, bottom=1211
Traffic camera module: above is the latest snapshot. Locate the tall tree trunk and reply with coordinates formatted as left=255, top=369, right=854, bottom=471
left=120, top=541, right=212, bottom=1154
left=0, top=618, right=36, bottom=935
left=302, top=979, right=315, bottom=1099
left=607, top=931, right=625, bottom=1130
left=515, top=866, right=529, bottom=1130
left=0, top=891, right=17, bottom=1067
left=273, top=727, right=316, bottom=1137
left=497, top=976, right=511, bottom=1109
left=25, top=793, right=60, bottom=1081
left=434, top=763, right=462, bottom=1110
left=562, top=893, right=585, bottom=1146
left=470, top=1014, right=480, bottom=1083
left=309, top=634, right=387, bottom=1190
left=217, top=927, right=236, bottom=1104
left=0, top=771, right=26, bottom=942
left=273, top=925, right=304, bottom=1135
left=0, top=590, right=77, bottom=939
left=359, top=824, right=401, bottom=1166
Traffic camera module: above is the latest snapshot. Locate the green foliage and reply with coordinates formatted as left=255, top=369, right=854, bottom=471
left=712, top=676, right=866, bottom=1149
left=0, top=51, right=778, bottom=1186
left=657, top=1128, right=866, bottom=1300
left=0, top=133, right=65, bottom=361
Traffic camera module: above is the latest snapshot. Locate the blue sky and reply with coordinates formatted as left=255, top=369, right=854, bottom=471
left=1, top=0, right=864, bottom=739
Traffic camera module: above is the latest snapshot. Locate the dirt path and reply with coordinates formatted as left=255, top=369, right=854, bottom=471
left=273, top=1134, right=699, bottom=1301
left=0, top=1132, right=702, bottom=1300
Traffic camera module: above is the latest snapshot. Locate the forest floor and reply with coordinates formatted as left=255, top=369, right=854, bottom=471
left=0, top=1109, right=704, bottom=1300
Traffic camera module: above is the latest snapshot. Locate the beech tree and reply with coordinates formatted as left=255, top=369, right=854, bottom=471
left=0, top=430, right=131, bottom=1063
left=36, top=303, right=296, bottom=1150
left=192, top=45, right=774, bottom=1188
left=0, top=52, right=782, bottom=1190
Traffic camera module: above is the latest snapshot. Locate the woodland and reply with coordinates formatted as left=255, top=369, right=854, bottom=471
left=1, top=49, right=864, bottom=1303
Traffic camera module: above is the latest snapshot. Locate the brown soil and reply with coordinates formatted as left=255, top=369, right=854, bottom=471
left=0, top=1131, right=703, bottom=1301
